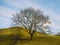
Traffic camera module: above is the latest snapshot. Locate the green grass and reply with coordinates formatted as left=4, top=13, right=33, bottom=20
left=0, top=27, right=60, bottom=45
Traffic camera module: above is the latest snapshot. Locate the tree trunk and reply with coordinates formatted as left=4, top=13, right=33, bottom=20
left=30, top=34, right=33, bottom=40
left=30, top=33, right=34, bottom=40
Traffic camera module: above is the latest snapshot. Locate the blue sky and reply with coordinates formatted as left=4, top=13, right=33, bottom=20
left=0, top=0, right=60, bottom=34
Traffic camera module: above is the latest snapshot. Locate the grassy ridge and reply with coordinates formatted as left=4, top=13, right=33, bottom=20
left=0, top=27, right=60, bottom=45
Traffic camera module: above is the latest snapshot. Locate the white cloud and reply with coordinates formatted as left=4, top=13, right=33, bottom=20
left=0, top=17, right=11, bottom=22
left=0, top=6, right=15, bottom=18
left=50, top=22, right=60, bottom=30
left=0, top=6, right=16, bottom=27
left=3, top=0, right=33, bottom=9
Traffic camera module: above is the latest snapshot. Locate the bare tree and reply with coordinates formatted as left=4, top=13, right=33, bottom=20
left=11, top=8, right=50, bottom=40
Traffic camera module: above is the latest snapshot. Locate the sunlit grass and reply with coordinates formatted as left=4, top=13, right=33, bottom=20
left=0, top=27, right=60, bottom=45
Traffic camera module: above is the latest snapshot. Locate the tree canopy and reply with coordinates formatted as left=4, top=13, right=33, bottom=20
left=11, top=8, right=51, bottom=39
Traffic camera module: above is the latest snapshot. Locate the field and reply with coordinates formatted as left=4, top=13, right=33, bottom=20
left=0, top=27, right=60, bottom=45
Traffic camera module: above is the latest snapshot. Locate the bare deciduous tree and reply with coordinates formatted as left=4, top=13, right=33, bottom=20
left=11, top=8, right=50, bottom=40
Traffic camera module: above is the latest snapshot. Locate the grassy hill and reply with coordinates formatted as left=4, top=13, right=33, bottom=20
left=0, top=27, right=60, bottom=45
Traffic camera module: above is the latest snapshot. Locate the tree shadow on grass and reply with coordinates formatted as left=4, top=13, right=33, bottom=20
left=0, top=35, right=30, bottom=45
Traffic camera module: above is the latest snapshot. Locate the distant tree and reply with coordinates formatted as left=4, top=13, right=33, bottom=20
left=11, top=8, right=51, bottom=40
left=55, top=33, right=60, bottom=36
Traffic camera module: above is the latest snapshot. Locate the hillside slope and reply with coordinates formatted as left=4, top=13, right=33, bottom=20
left=0, top=27, right=60, bottom=45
